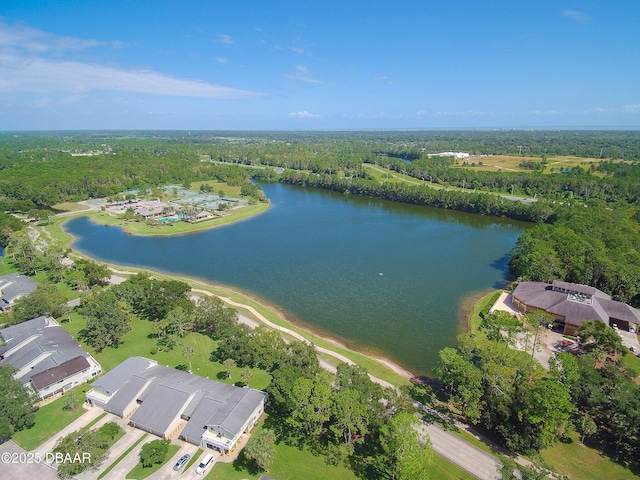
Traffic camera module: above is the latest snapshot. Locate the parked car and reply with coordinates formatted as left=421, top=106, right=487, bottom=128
left=196, top=453, right=214, bottom=475
left=173, top=453, right=190, bottom=471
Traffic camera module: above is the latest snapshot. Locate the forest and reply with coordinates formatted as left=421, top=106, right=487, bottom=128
left=2, top=130, right=640, bottom=477
left=3, top=129, right=640, bottom=301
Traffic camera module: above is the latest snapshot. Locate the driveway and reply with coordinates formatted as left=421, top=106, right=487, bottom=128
left=0, top=441, right=58, bottom=480
left=77, top=426, right=148, bottom=480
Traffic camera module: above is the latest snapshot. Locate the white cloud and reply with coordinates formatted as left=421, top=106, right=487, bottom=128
left=289, top=110, right=320, bottom=119
left=215, top=34, right=234, bottom=44
left=285, top=65, right=324, bottom=84
left=623, top=103, right=640, bottom=113
left=434, top=110, right=496, bottom=117
left=28, top=96, right=52, bottom=108
left=343, top=112, right=386, bottom=119
left=562, top=10, right=590, bottom=24
left=215, top=57, right=228, bottom=64
left=0, top=22, right=267, bottom=100
left=0, top=21, right=120, bottom=53
left=586, top=104, right=640, bottom=114
left=289, top=47, right=305, bottom=54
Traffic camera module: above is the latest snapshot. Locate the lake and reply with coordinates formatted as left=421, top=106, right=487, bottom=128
left=64, top=183, right=527, bottom=375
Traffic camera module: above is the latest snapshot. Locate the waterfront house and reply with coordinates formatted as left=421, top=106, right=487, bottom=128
left=512, top=280, right=640, bottom=335
left=86, top=357, right=266, bottom=454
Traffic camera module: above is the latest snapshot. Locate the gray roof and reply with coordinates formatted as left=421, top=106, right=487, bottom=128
left=0, top=273, right=37, bottom=309
left=0, top=317, right=92, bottom=385
left=92, top=356, right=155, bottom=395
left=513, top=281, right=640, bottom=328
left=94, top=357, right=264, bottom=440
left=31, top=356, right=90, bottom=390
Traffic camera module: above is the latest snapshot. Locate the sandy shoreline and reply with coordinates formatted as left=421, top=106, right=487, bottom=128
left=106, top=266, right=416, bottom=386
left=54, top=209, right=418, bottom=385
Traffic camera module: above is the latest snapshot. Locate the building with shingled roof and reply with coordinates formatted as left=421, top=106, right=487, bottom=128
left=512, top=280, right=640, bottom=335
left=0, top=316, right=102, bottom=399
left=86, top=357, right=266, bottom=454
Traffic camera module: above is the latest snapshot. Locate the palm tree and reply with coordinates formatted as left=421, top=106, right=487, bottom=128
left=182, top=345, right=194, bottom=373
left=223, top=358, right=236, bottom=379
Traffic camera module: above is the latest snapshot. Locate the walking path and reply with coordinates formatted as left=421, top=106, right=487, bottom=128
left=107, top=271, right=505, bottom=478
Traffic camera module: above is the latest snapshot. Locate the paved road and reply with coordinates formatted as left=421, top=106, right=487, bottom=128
left=421, top=422, right=501, bottom=480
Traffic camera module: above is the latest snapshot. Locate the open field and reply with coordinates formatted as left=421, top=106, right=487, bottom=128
left=455, top=154, right=606, bottom=174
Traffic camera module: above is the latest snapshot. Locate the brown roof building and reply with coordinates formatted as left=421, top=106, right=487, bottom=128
left=512, top=280, right=640, bottom=335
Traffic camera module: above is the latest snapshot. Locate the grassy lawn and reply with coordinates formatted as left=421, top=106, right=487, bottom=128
left=0, top=256, right=18, bottom=276
left=12, top=386, right=90, bottom=451
left=59, top=313, right=271, bottom=391
left=208, top=441, right=360, bottom=480
left=51, top=202, right=94, bottom=212
left=126, top=444, right=181, bottom=479
left=98, top=434, right=148, bottom=480
left=540, top=433, right=638, bottom=480
left=621, top=349, right=640, bottom=378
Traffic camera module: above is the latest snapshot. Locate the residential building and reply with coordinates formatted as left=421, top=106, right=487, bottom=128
left=0, top=273, right=37, bottom=311
left=86, top=357, right=266, bottom=454
left=512, top=280, right=640, bottom=335
left=0, top=316, right=102, bottom=399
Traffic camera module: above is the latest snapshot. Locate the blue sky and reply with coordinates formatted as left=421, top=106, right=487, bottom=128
left=0, top=0, right=639, bottom=130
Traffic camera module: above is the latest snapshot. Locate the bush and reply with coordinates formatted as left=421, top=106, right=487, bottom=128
left=150, top=347, right=158, bottom=355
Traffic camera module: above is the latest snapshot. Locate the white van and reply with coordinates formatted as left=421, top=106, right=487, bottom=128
left=195, top=453, right=214, bottom=475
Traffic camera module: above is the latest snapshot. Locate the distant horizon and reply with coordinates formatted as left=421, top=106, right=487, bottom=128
left=2, top=126, right=640, bottom=134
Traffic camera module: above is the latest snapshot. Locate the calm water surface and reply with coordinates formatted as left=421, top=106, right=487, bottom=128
left=65, top=183, right=527, bottom=374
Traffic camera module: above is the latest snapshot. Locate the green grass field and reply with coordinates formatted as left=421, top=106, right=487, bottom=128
left=540, top=432, right=638, bottom=480
left=59, top=313, right=272, bottom=391
left=12, top=387, right=90, bottom=451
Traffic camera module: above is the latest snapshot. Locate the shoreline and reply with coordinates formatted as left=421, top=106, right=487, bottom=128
left=52, top=214, right=416, bottom=386
left=69, top=200, right=270, bottom=238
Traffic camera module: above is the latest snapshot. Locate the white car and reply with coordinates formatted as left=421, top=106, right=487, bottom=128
left=195, top=453, right=214, bottom=475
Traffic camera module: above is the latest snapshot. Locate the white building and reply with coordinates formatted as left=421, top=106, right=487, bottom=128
left=0, top=316, right=102, bottom=399
left=86, top=357, right=266, bottom=454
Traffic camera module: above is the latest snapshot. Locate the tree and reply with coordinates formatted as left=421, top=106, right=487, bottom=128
left=223, top=358, right=236, bottom=378
left=193, top=295, right=239, bottom=339
left=165, top=306, right=194, bottom=347
left=140, top=439, right=170, bottom=468
left=78, top=289, right=131, bottom=351
left=378, top=413, right=432, bottom=480
left=10, top=280, right=67, bottom=323
left=0, top=365, right=35, bottom=438
left=53, top=422, right=121, bottom=476
left=525, top=310, right=554, bottom=358
left=576, top=320, right=624, bottom=355
left=287, top=370, right=334, bottom=438
left=240, top=368, right=253, bottom=386
left=76, top=259, right=110, bottom=287
left=577, top=415, right=597, bottom=445
left=182, top=345, right=194, bottom=373
left=243, top=428, right=276, bottom=472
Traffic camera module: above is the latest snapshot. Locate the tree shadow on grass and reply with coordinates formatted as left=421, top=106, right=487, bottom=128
left=230, top=450, right=261, bottom=476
